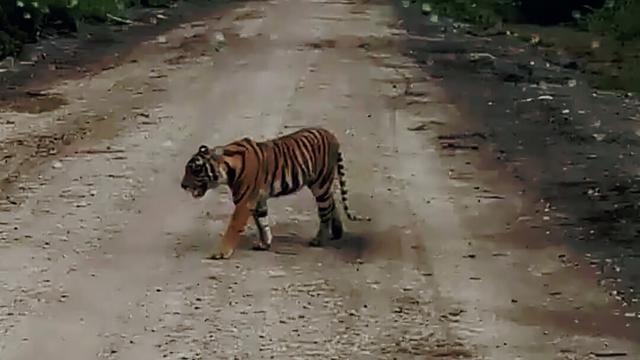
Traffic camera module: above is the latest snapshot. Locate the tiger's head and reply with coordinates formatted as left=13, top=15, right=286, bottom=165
left=181, top=145, right=228, bottom=199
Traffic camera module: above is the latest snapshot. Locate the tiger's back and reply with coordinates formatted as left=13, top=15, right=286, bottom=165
left=256, top=127, right=340, bottom=199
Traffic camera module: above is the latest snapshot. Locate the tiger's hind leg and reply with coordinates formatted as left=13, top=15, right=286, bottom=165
left=309, top=175, right=339, bottom=247
left=331, top=211, right=343, bottom=240
left=251, top=197, right=272, bottom=251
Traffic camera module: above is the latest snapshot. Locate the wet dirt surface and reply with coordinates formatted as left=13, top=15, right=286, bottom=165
left=398, top=0, right=640, bottom=312
left=397, top=0, right=640, bottom=353
left=0, top=0, right=639, bottom=359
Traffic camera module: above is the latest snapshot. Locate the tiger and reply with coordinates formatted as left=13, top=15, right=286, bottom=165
left=180, top=126, right=370, bottom=259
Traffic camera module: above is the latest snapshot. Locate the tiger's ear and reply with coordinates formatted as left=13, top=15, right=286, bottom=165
left=212, top=146, right=224, bottom=157
left=198, top=145, right=209, bottom=155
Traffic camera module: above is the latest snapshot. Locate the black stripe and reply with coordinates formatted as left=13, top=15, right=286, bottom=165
left=253, top=207, right=268, bottom=218
left=224, top=161, right=236, bottom=185
left=305, top=134, right=322, bottom=185
left=258, top=142, right=269, bottom=178
left=223, top=149, right=245, bottom=157
left=292, top=138, right=309, bottom=174
left=234, top=152, right=247, bottom=184
left=234, top=184, right=251, bottom=205
left=318, top=202, right=335, bottom=219
left=269, top=144, right=281, bottom=196
left=279, top=146, right=290, bottom=196
left=287, top=144, right=301, bottom=193
left=246, top=140, right=263, bottom=161
left=318, top=159, right=335, bottom=189
left=298, top=137, right=315, bottom=179
left=316, top=189, right=333, bottom=203
left=310, top=131, right=325, bottom=168
left=228, top=142, right=249, bottom=152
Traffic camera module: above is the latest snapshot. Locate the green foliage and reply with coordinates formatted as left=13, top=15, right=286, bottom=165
left=421, top=0, right=516, bottom=27
left=418, top=0, right=640, bottom=40
left=585, top=0, right=640, bottom=40
left=0, top=0, right=177, bottom=59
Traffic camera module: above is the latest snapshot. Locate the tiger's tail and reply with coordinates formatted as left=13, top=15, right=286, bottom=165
left=336, top=151, right=371, bottom=222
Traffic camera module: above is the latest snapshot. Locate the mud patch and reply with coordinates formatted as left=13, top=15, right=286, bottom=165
left=424, top=343, right=474, bottom=358
left=164, top=53, right=191, bottom=66
left=504, top=305, right=640, bottom=343
left=0, top=133, right=64, bottom=176
left=89, top=115, right=121, bottom=141
left=0, top=93, right=68, bottom=114
left=232, top=8, right=265, bottom=21
left=303, top=35, right=397, bottom=52
left=0, top=111, right=125, bottom=204
left=165, top=31, right=212, bottom=63
left=326, top=226, right=407, bottom=262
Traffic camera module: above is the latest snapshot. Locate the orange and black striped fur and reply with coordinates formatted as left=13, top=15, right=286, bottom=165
left=180, top=127, right=370, bottom=259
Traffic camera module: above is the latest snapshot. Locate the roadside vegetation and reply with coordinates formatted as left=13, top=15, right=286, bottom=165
left=0, top=0, right=176, bottom=59
left=417, top=0, right=640, bottom=92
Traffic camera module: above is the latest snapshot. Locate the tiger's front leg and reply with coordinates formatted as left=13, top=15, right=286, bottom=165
left=209, top=201, right=252, bottom=260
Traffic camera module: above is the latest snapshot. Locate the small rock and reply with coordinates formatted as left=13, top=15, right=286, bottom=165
left=162, top=140, right=174, bottom=148
left=268, top=270, right=286, bottom=278
left=52, top=161, right=63, bottom=169
left=214, top=32, right=225, bottom=42
left=593, top=133, right=606, bottom=141
left=74, top=201, right=89, bottom=208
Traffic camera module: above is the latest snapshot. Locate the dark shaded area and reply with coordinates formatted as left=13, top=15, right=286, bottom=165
left=0, top=1, right=233, bottom=107
left=0, top=0, right=191, bottom=60
left=423, top=0, right=640, bottom=42
left=1, top=1, right=79, bottom=59
left=517, top=0, right=606, bottom=25
left=424, top=0, right=607, bottom=26
left=397, top=2, right=640, bottom=310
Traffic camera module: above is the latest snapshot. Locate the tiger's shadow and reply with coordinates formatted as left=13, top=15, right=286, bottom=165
left=175, top=222, right=373, bottom=262
left=254, top=223, right=373, bottom=262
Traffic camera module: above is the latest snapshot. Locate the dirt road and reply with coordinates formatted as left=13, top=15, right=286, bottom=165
left=0, top=0, right=639, bottom=359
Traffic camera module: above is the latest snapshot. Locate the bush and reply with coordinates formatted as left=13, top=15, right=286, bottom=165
left=585, top=0, right=640, bottom=40
left=0, top=0, right=175, bottom=59
left=421, top=0, right=516, bottom=27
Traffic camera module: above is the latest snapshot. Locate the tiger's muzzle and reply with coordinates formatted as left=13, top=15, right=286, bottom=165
left=180, top=178, right=208, bottom=199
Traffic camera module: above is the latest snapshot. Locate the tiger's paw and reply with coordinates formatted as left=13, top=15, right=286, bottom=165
left=310, top=226, right=330, bottom=247
left=309, top=237, right=325, bottom=247
left=252, top=241, right=271, bottom=251
left=208, top=247, right=234, bottom=260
